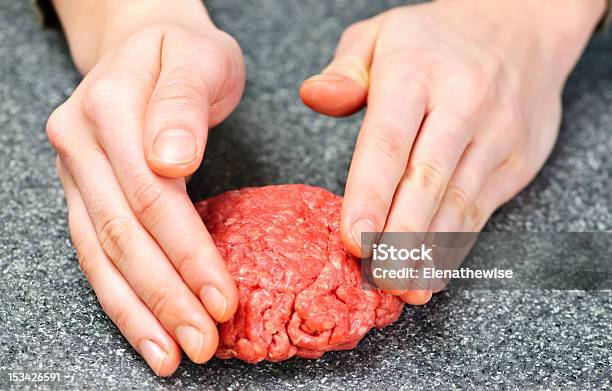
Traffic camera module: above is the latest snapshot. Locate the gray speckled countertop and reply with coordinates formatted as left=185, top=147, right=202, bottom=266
left=0, top=0, right=611, bottom=389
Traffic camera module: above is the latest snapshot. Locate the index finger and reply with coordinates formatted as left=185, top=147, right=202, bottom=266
left=341, top=58, right=428, bottom=256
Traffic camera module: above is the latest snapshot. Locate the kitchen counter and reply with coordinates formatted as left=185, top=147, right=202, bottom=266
left=0, top=0, right=610, bottom=389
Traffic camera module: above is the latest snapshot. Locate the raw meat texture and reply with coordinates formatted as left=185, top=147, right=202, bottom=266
left=195, top=184, right=404, bottom=363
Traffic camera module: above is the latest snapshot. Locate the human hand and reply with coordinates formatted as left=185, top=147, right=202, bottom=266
left=46, top=1, right=245, bottom=376
left=301, top=0, right=605, bottom=304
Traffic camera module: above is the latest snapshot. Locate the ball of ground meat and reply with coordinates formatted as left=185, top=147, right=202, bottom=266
left=195, top=184, right=404, bottom=363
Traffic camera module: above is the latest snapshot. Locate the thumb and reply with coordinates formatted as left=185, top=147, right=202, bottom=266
left=300, top=16, right=381, bottom=117
left=145, top=30, right=244, bottom=178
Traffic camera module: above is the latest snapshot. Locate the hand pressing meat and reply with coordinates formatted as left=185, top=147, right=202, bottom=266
left=300, top=0, right=606, bottom=304
left=47, top=0, right=245, bottom=377
left=196, top=185, right=403, bottom=363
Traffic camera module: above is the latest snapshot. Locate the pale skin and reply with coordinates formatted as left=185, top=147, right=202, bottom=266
left=45, top=0, right=606, bottom=377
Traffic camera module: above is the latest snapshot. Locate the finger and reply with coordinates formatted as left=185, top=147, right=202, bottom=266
left=81, top=47, right=239, bottom=324
left=145, top=30, right=244, bottom=178
left=425, top=147, right=519, bottom=295
left=425, top=110, right=524, bottom=293
left=465, top=112, right=559, bottom=233
left=465, top=154, right=533, bottom=232
left=58, top=158, right=181, bottom=376
left=382, top=108, right=473, bottom=306
left=51, top=108, right=220, bottom=364
left=341, top=59, right=428, bottom=256
left=384, top=108, right=474, bottom=234
left=428, top=139, right=510, bottom=233
left=300, top=16, right=383, bottom=117
left=67, top=150, right=220, bottom=363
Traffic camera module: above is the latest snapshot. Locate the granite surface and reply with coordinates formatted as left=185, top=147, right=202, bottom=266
left=0, top=0, right=611, bottom=389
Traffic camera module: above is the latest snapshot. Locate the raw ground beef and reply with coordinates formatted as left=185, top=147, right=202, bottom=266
left=195, top=184, right=404, bottom=363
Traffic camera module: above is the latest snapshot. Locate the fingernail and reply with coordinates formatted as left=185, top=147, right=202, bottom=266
left=350, top=218, right=377, bottom=248
left=175, top=325, right=204, bottom=361
left=139, top=340, right=167, bottom=376
left=200, top=285, right=229, bottom=322
left=152, top=129, right=197, bottom=165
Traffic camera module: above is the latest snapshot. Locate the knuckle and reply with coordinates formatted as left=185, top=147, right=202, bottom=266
left=148, top=287, right=174, bottom=320
left=154, top=76, right=206, bottom=107
left=109, top=307, right=132, bottom=334
left=190, top=33, right=243, bottom=100
left=46, top=105, right=70, bottom=155
left=130, top=176, right=166, bottom=225
left=96, top=282, right=134, bottom=331
left=367, top=191, right=388, bottom=220
left=68, top=213, right=98, bottom=282
left=473, top=49, right=504, bottom=83
left=496, top=101, right=524, bottom=133
left=174, top=246, right=201, bottom=278
left=192, top=35, right=229, bottom=71
left=82, top=78, right=122, bottom=129
left=192, top=33, right=225, bottom=56
left=338, top=28, right=353, bottom=44
left=210, top=30, right=241, bottom=58
left=450, top=68, right=495, bottom=114
left=443, top=185, right=472, bottom=223
left=502, top=109, right=534, bottom=150
left=371, top=58, right=429, bottom=109
left=340, top=21, right=367, bottom=42
left=72, top=240, right=95, bottom=280
left=468, top=203, right=484, bottom=231
left=438, top=107, right=473, bottom=137
left=369, top=127, right=408, bottom=171
left=378, top=57, right=428, bottom=91
left=78, top=253, right=94, bottom=282
left=462, top=73, right=490, bottom=101
left=98, top=215, right=133, bottom=268
left=501, top=150, right=528, bottom=182
left=196, top=32, right=244, bottom=104
left=385, top=6, right=407, bottom=20
left=407, top=162, right=447, bottom=204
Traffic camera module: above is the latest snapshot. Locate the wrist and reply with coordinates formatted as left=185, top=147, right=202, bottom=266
left=438, top=0, right=605, bottom=83
left=524, top=0, right=606, bottom=76
left=53, top=0, right=217, bottom=74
